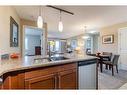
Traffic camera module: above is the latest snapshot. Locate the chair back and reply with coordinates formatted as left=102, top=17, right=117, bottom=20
left=111, top=55, right=120, bottom=65
left=102, top=52, right=112, bottom=61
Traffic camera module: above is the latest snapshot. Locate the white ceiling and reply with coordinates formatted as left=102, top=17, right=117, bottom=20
left=14, top=6, right=127, bottom=39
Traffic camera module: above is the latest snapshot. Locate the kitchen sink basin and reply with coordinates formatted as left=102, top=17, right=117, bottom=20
left=50, top=56, right=69, bottom=61
left=34, top=56, right=69, bottom=63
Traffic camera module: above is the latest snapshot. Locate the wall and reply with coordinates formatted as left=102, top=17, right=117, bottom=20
left=0, top=6, right=20, bottom=55
left=26, top=35, right=41, bottom=55
left=99, top=22, right=127, bottom=54
left=67, top=22, right=127, bottom=54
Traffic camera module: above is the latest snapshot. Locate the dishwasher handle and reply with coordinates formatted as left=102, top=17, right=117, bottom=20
left=78, top=59, right=97, bottom=66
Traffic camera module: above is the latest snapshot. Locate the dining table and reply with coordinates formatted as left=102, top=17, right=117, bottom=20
left=87, top=53, right=111, bottom=72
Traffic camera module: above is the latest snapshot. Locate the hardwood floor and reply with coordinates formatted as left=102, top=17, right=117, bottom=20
left=98, top=69, right=127, bottom=89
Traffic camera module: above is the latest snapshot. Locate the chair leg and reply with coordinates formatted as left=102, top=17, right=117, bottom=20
left=116, top=65, right=118, bottom=73
left=100, top=64, right=103, bottom=73
left=105, top=64, right=108, bottom=70
left=112, top=65, right=114, bottom=76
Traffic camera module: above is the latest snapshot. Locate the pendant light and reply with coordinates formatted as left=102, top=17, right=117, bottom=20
left=58, top=11, right=63, bottom=32
left=82, top=26, right=90, bottom=39
left=37, top=6, right=43, bottom=28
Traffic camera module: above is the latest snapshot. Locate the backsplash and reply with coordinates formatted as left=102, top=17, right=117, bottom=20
left=1, top=54, right=9, bottom=60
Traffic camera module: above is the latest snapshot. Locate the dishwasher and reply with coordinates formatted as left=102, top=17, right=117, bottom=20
left=78, top=59, right=97, bottom=89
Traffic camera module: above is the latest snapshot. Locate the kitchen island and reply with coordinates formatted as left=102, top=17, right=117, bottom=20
left=0, top=53, right=97, bottom=89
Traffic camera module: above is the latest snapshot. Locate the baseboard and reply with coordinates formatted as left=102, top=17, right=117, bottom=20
left=120, top=64, right=127, bottom=70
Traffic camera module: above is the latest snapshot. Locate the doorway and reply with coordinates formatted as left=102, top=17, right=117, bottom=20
left=84, top=34, right=99, bottom=54
left=22, top=26, right=43, bottom=56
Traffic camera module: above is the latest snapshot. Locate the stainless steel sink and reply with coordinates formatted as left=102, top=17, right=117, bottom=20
left=34, top=56, right=69, bottom=63
left=50, top=56, right=69, bottom=61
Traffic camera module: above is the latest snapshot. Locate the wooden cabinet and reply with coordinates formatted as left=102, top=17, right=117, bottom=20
left=58, top=69, right=77, bottom=89
left=24, top=63, right=77, bottom=89
left=25, top=74, right=57, bottom=89
left=24, top=68, right=77, bottom=89
left=2, top=63, right=77, bottom=89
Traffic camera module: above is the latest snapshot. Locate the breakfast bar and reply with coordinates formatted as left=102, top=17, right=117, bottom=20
left=0, top=54, right=97, bottom=89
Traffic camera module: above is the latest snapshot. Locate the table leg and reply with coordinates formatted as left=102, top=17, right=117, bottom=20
left=106, top=64, right=108, bottom=70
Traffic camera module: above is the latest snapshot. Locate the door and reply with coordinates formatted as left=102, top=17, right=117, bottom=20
left=118, top=28, right=127, bottom=70
left=58, top=69, right=77, bottom=89
left=25, top=74, right=57, bottom=89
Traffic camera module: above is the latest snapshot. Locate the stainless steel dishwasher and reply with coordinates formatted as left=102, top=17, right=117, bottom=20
left=78, top=59, right=97, bottom=89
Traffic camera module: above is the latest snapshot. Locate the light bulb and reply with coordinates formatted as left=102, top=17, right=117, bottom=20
left=37, top=16, right=43, bottom=28
left=58, top=21, right=63, bottom=32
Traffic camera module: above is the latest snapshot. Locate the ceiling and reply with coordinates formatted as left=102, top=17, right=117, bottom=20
left=14, top=6, right=127, bottom=39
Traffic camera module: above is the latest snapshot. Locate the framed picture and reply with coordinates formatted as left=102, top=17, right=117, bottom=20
left=102, top=35, right=114, bottom=44
left=10, top=16, right=19, bottom=47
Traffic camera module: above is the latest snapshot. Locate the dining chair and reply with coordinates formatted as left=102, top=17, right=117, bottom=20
left=102, top=52, right=113, bottom=70
left=102, top=52, right=112, bottom=61
left=102, top=55, right=120, bottom=76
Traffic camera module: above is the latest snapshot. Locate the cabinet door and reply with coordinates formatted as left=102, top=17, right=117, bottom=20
left=25, top=74, right=56, bottom=89
left=58, top=69, right=77, bottom=89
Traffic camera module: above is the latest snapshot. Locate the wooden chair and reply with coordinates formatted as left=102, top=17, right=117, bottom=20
left=102, top=55, right=120, bottom=76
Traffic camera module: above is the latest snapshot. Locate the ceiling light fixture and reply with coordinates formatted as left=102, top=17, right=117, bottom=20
left=82, top=26, right=90, bottom=39
left=58, top=11, right=63, bottom=32
left=46, top=5, right=74, bottom=32
left=37, top=6, right=43, bottom=28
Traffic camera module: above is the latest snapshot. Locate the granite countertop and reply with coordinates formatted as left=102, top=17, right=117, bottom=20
left=0, top=53, right=97, bottom=76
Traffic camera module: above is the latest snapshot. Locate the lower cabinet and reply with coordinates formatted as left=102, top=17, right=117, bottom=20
left=24, top=68, right=77, bottom=89
left=25, top=74, right=57, bottom=89
left=2, top=63, right=77, bottom=89
left=24, top=63, right=77, bottom=89
left=58, top=69, right=77, bottom=89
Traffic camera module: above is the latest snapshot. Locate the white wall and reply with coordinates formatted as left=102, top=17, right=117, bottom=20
left=25, top=35, right=41, bottom=55
left=0, top=6, right=20, bottom=55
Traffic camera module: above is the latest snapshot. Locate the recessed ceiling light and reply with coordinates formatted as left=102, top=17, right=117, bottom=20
left=82, top=36, right=90, bottom=39
left=89, top=30, right=97, bottom=34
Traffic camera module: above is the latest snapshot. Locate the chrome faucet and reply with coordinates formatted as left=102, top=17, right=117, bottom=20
left=48, top=42, right=51, bottom=58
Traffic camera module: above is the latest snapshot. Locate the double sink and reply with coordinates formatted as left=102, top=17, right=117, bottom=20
left=34, top=56, right=69, bottom=63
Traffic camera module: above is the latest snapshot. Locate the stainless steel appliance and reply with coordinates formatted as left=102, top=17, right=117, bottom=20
left=78, top=59, right=97, bottom=89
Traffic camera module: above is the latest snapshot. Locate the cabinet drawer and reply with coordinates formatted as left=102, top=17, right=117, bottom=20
left=25, top=66, right=58, bottom=79
left=59, top=63, right=77, bottom=71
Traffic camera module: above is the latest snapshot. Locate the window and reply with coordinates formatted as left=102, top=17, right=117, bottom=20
left=55, top=41, right=60, bottom=51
